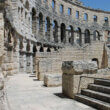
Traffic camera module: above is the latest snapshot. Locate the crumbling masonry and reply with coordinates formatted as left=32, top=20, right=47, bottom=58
left=0, top=0, right=110, bottom=108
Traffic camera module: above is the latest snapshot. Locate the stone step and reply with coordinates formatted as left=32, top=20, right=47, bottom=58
left=88, top=84, right=110, bottom=94
left=94, top=79, right=110, bottom=86
left=75, top=94, right=110, bottom=110
left=81, top=89, right=110, bottom=103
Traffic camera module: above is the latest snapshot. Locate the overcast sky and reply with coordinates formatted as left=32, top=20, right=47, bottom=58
left=81, top=0, right=110, bottom=11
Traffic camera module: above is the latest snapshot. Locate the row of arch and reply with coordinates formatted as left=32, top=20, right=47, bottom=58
left=19, top=40, right=57, bottom=53
left=21, top=0, right=109, bottom=24
left=32, top=9, right=101, bottom=45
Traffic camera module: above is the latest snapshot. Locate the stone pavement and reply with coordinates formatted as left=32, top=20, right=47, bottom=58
left=4, top=73, right=95, bottom=110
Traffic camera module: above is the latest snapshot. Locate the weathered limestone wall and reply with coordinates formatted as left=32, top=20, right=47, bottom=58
left=35, top=42, right=105, bottom=80
left=35, top=52, right=62, bottom=80
left=0, top=8, right=5, bottom=110
left=2, top=28, right=20, bottom=76
left=0, top=12, right=4, bottom=58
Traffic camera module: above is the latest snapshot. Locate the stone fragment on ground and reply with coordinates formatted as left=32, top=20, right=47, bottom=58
left=44, top=74, right=62, bottom=87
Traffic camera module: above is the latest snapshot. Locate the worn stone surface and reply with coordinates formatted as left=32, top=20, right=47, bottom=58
left=5, top=73, right=95, bottom=110
left=62, top=69, right=110, bottom=99
left=0, top=0, right=109, bottom=110
left=62, top=60, right=98, bottom=75
left=44, top=74, right=62, bottom=87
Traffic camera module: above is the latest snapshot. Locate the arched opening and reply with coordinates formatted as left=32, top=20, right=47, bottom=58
left=93, top=15, right=97, bottom=22
left=25, top=0, right=29, bottom=10
left=92, top=58, right=99, bottom=68
left=84, top=13, right=88, bottom=21
left=19, top=41, right=23, bottom=50
left=61, top=23, right=66, bottom=43
left=76, top=27, right=82, bottom=46
left=38, top=13, right=43, bottom=35
left=32, top=8, right=36, bottom=35
left=45, top=17, right=50, bottom=41
left=47, top=47, right=51, bottom=52
left=52, top=0, right=55, bottom=9
left=26, top=42, right=30, bottom=52
left=8, top=31, right=12, bottom=43
left=53, top=20, right=58, bottom=43
left=93, top=31, right=100, bottom=41
left=85, top=29, right=90, bottom=43
left=39, top=46, right=44, bottom=52
left=68, top=25, right=74, bottom=45
left=33, top=45, right=37, bottom=53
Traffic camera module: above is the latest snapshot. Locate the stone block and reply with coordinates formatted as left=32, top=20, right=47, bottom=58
left=62, top=60, right=98, bottom=75
left=44, top=74, right=62, bottom=87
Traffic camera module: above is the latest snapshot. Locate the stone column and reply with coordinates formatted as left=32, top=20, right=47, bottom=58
left=58, top=25, right=61, bottom=43
left=50, top=19, right=54, bottom=42
left=74, top=32, right=77, bottom=45
left=90, top=31, right=94, bottom=44
left=13, top=37, right=20, bottom=74
left=65, top=28, right=69, bottom=45
left=30, top=43, right=33, bottom=74
left=81, top=32, right=85, bottom=45
left=23, top=42, right=27, bottom=73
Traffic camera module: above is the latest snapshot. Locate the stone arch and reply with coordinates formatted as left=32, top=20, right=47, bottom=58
left=93, top=30, right=100, bottom=41
left=61, top=23, right=66, bottom=43
left=38, top=12, right=43, bottom=35
left=21, top=7, right=23, bottom=14
left=33, top=45, right=37, bottom=53
left=26, top=41, right=30, bottom=52
left=85, top=29, right=90, bottom=43
left=47, top=47, right=51, bottom=52
left=18, top=7, right=20, bottom=13
left=76, top=27, right=82, bottom=46
left=32, top=8, right=36, bottom=35
left=68, top=25, right=74, bottom=45
left=19, top=41, right=23, bottom=50
left=39, top=46, right=44, bottom=52
left=45, top=17, right=51, bottom=41
left=53, top=20, right=58, bottom=43
left=25, top=0, right=29, bottom=10
left=92, top=58, right=99, bottom=68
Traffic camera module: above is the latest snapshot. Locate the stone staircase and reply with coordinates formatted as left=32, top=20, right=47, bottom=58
left=75, top=79, right=110, bottom=110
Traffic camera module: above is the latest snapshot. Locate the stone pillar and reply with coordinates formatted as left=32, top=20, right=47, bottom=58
left=13, top=37, right=20, bottom=73
left=66, top=29, right=69, bottom=44
left=23, top=42, right=27, bottom=73
left=25, top=42, right=34, bottom=74
left=23, top=54, right=27, bottom=73
left=50, top=19, right=54, bottom=42
left=44, top=47, right=48, bottom=52
left=74, top=32, right=77, bottom=45
left=90, top=31, right=94, bottom=44
left=58, top=26, right=61, bottom=43
left=81, top=33, right=85, bottom=45
left=30, top=44, right=33, bottom=74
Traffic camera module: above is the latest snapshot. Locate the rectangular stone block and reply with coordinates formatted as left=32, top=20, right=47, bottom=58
left=44, top=74, right=62, bottom=87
